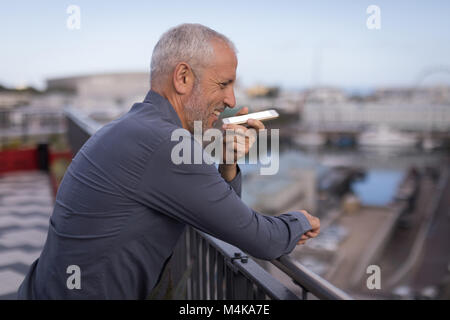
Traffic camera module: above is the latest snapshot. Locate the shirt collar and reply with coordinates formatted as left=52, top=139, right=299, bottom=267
left=143, top=90, right=183, bottom=128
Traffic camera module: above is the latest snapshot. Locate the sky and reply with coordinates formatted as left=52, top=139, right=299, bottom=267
left=1, top=0, right=450, bottom=91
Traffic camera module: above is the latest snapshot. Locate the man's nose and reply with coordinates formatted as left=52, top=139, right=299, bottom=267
left=224, top=88, right=236, bottom=109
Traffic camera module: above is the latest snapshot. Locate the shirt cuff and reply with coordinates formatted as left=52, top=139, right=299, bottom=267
left=280, top=211, right=313, bottom=256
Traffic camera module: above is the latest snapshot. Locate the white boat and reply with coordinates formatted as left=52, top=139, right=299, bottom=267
left=295, top=132, right=326, bottom=147
left=358, top=126, right=418, bottom=147
left=422, top=136, right=442, bottom=151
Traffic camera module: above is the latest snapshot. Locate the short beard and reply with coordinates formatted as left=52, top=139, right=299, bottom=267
left=184, top=81, right=211, bottom=134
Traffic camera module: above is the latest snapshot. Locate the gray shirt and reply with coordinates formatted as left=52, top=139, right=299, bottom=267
left=17, top=90, right=312, bottom=299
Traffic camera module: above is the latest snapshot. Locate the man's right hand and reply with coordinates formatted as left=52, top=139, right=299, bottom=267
left=297, top=210, right=320, bottom=245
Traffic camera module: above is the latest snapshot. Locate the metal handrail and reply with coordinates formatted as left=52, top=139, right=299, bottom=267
left=65, top=107, right=102, bottom=136
left=271, top=256, right=353, bottom=300
left=197, top=229, right=300, bottom=300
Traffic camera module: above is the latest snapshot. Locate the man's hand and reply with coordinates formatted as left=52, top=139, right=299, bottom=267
left=222, top=107, right=265, bottom=163
left=297, top=210, right=320, bottom=245
left=218, top=107, right=265, bottom=181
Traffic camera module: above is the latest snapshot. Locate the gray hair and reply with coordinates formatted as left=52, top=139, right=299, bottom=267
left=150, top=23, right=237, bottom=87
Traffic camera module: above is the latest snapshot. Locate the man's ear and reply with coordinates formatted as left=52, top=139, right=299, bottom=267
left=172, top=62, right=195, bottom=95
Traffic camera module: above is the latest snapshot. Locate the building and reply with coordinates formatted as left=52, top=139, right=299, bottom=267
left=303, top=102, right=450, bottom=132
left=47, top=72, right=149, bottom=121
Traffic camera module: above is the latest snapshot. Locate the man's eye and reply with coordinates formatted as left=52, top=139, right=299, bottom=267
left=219, top=82, right=227, bottom=88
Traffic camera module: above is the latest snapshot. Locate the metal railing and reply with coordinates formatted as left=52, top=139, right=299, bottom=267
left=167, top=226, right=351, bottom=300
left=167, top=226, right=300, bottom=300
left=65, top=108, right=352, bottom=300
left=65, top=108, right=102, bottom=155
left=271, top=255, right=352, bottom=300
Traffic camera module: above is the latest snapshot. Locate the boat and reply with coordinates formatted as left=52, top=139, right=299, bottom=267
left=421, top=136, right=442, bottom=151
left=294, top=132, right=326, bottom=148
left=358, top=126, right=418, bottom=147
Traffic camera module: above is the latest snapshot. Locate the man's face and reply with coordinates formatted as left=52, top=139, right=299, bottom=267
left=184, top=39, right=237, bottom=133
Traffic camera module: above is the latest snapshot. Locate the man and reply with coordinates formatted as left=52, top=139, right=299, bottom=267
left=17, top=23, right=320, bottom=299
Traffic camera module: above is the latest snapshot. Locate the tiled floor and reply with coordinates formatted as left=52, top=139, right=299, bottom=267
left=0, top=171, right=53, bottom=299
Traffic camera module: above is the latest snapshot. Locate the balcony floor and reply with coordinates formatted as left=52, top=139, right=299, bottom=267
left=0, top=171, right=53, bottom=299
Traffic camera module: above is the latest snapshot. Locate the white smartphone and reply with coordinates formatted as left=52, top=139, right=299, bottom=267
left=222, top=109, right=279, bottom=125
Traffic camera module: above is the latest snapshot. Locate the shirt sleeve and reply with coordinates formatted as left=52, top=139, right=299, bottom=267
left=135, top=136, right=312, bottom=260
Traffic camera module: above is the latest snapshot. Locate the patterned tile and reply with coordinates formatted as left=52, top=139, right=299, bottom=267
left=0, top=205, right=54, bottom=216
left=0, top=250, right=41, bottom=267
left=0, top=269, right=27, bottom=296
left=0, top=216, right=50, bottom=228
left=0, top=229, right=48, bottom=248
left=0, top=171, right=53, bottom=299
